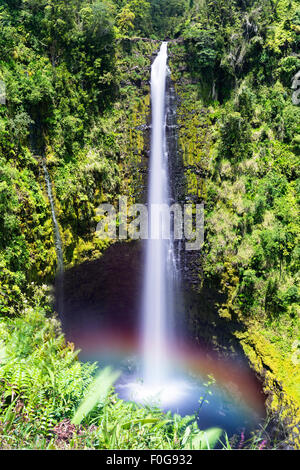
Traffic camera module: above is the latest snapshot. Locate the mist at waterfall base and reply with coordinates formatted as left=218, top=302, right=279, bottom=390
left=60, top=43, right=265, bottom=439
left=70, top=331, right=265, bottom=437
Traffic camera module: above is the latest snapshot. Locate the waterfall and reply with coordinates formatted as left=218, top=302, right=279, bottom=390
left=42, top=160, right=64, bottom=275
left=29, top=121, right=64, bottom=314
left=42, top=159, right=64, bottom=315
left=119, top=42, right=189, bottom=407
left=142, top=42, right=176, bottom=388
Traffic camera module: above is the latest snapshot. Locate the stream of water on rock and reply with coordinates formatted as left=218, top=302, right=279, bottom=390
left=42, top=159, right=64, bottom=318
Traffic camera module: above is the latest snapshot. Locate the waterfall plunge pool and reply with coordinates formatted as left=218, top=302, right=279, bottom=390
left=77, top=345, right=265, bottom=442
left=60, top=258, right=266, bottom=442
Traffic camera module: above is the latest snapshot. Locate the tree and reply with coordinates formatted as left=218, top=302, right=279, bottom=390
left=219, top=112, right=251, bottom=161
left=117, top=0, right=151, bottom=37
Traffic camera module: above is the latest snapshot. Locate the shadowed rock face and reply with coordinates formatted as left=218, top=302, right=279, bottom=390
left=60, top=242, right=237, bottom=349
left=61, top=241, right=144, bottom=340
left=59, top=238, right=266, bottom=422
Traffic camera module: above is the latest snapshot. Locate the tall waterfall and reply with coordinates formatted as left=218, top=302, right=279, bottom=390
left=142, top=42, right=176, bottom=388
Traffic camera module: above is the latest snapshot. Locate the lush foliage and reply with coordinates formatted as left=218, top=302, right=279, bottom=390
left=172, top=0, right=300, bottom=327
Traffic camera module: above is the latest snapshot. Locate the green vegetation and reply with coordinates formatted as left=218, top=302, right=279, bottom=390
left=0, top=0, right=299, bottom=450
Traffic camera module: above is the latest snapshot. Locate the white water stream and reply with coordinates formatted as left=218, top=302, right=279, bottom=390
left=142, top=41, right=171, bottom=387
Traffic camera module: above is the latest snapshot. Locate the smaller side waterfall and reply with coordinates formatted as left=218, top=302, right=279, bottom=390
left=42, top=159, right=64, bottom=316
left=42, top=160, right=64, bottom=275
left=29, top=120, right=64, bottom=312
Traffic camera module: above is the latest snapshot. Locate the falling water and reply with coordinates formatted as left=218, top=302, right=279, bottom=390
left=29, top=121, right=64, bottom=314
left=42, top=159, right=64, bottom=316
left=142, top=42, right=175, bottom=388
left=42, top=160, right=64, bottom=275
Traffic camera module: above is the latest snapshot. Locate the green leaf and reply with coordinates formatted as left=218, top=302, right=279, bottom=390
left=122, top=417, right=168, bottom=429
left=182, top=425, right=192, bottom=446
left=184, top=427, right=223, bottom=450
left=0, top=344, right=6, bottom=363
left=71, top=366, right=120, bottom=425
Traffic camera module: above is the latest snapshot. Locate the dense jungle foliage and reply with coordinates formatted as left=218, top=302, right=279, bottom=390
left=0, top=0, right=299, bottom=450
